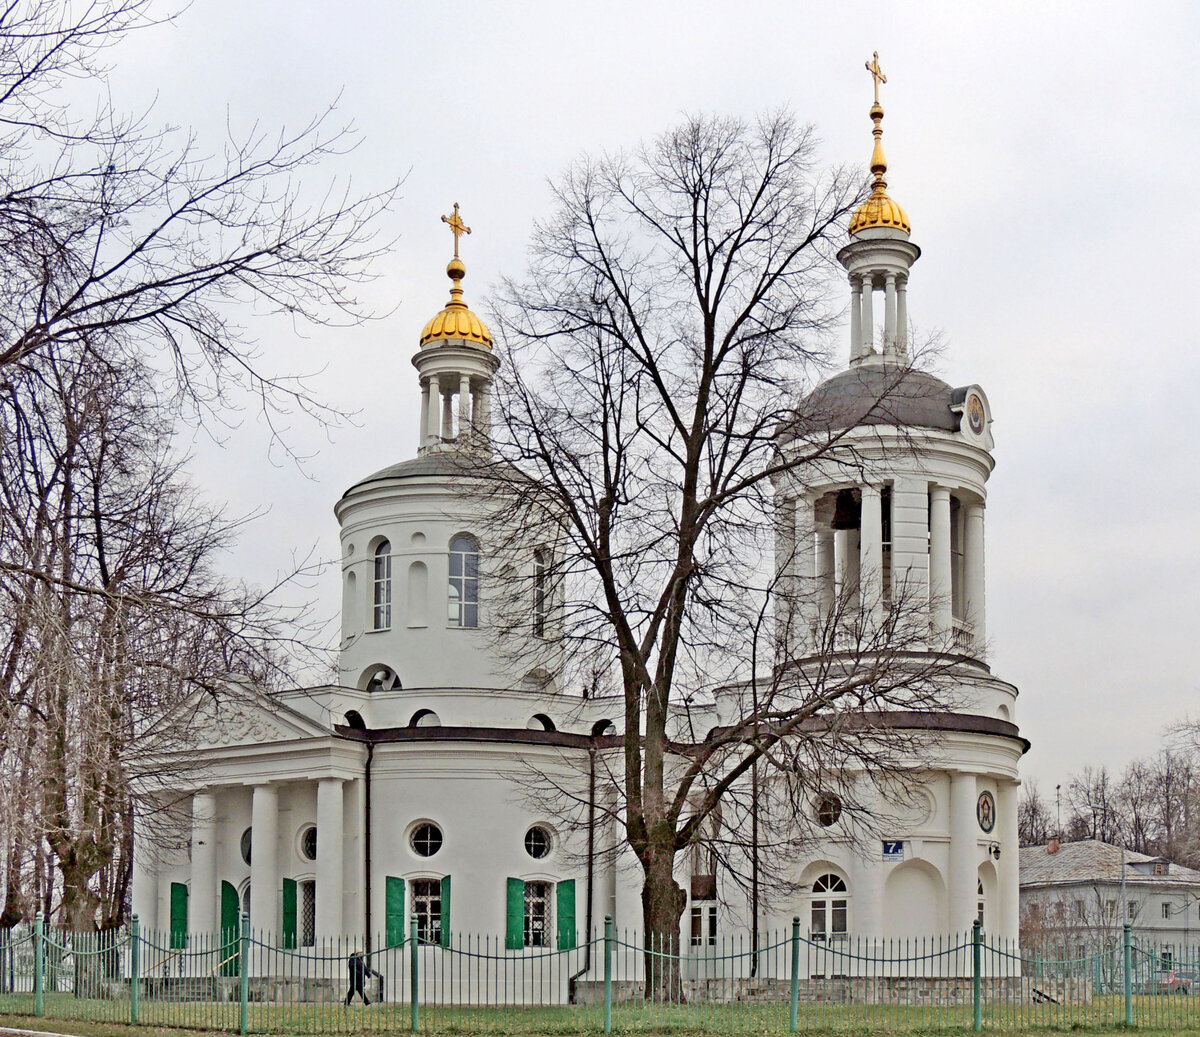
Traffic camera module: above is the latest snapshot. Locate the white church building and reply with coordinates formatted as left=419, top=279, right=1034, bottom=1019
left=132, top=81, right=1026, bottom=971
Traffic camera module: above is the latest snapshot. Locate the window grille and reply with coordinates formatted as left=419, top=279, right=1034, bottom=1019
left=374, top=541, right=392, bottom=630
left=524, top=881, right=552, bottom=947
left=448, top=536, right=479, bottom=627
left=300, top=880, right=316, bottom=947
left=413, top=879, right=443, bottom=944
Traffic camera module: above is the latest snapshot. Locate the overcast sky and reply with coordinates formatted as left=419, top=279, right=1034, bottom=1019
left=99, top=1, right=1200, bottom=799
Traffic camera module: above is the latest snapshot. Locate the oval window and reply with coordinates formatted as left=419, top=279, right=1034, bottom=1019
left=240, top=827, right=252, bottom=866
left=525, top=825, right=552, bottom=860
left=300, top=825, right=317, bottom=862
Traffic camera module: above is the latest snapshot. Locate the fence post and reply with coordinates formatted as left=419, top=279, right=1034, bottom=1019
left=239, top=913, right=250, bottom=1036
left=1123, top=923, right=1133, bottom=1027
left=409, top=914, right=419, bottom=1031
left=603, top=915, right=613, bottom=1035
left=130, top=914, right=140, bottom=1024
left=971, top=921, right=982, bottom=1032
left=789, top=916, right=801, bottom=1032
left=33, top=912, right=43, bottom=1017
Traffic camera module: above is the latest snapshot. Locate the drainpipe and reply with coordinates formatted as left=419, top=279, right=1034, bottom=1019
left=569, top=745, right=598, bottom=999
left=364, top=740, right=374, bottom=952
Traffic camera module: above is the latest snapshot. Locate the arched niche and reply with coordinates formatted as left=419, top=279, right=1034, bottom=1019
left=409, top=708, right=441, bottom=728
left=526, top=713, right=556, bottom=732
left=884, top=859, right=947, bottom=937
left=591, top=719, right=617, bottom=737
left=407, top=560, right=428, bottom=627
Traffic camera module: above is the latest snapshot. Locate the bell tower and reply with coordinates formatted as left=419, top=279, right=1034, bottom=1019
left=413, top=203, right=500, bottom=454
left=837, top=52, right=920, bottom=365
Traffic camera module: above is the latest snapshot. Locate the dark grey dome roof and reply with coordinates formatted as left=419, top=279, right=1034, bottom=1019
left=782, top=364, right=960, bottom=441
left=342, top=452, right=535, bottom=498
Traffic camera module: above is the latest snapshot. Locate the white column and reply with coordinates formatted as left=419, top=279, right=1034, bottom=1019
left=440, top=388, right=454, bottom=439
left=860, top=275, right=874, bottom=356
left=835, top=529, right=852, bottom=601
left=896, top=278, right=908, bottom=354
left=478, top=383, right=492, bottom=443
left=929, top=486, right=953, bottom=636
left=131, top=805, right=159, bottom=931
left=849, top=278, right=863, bottom=363
left=249, top=784, right=278, bottom=938
left=419, top=381, right=430, bottom=452
left=316, top=778, right=344, bottom=940
left=189, top=791, right=217, bottom=937
left=793, top=496, right=817, bottom=652
left=815, top=528, right=835, bottom=620
left=948, top=771, right=978, bottom=935
left=457, top=374, right=471, bottom=439
left=425, top=374, right=441, bottom=444
left=964, top=503, right=986, bottom=650
left=996, top=781, right=1020, bottom=942
left=884, top=273, right=897, bottom=353
left=859, top=485, right=882, bottom=625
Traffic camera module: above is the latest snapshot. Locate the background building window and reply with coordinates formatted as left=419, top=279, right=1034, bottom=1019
left=448, top=535, right=479, bottom=627
left=810, top=874, right=848, bottom=941
left=373, top=541, right=392, bottom=630
left=412, top=879, right=443, bottom=944
left=299, top=880, right=316, bottom=947
left=1163, top=901, right=1172, bottom=919
left=524, top=881, right=552, bottom=947
left=690, top=902, right=717, bottom=947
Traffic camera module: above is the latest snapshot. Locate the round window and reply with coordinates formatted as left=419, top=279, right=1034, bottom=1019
left=240, top=827, right=252, bottom=865
left=815, top=794, right=842, bottom=828
left=411, top=822, right=443, bottom=857
left=525, top=825, right=552, bottom=859
left=300, top=825, right=317, bottom=862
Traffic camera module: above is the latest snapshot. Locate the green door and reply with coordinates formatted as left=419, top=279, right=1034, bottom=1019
left=169, top=882, right=188, bottom=949
left=385, top=876, right=405, bottom=948
left=505, top=878, right=525, bottom=950
left=220, top=881, right=240, bottom=976
left=556, top=880, right=576, bottom=950
left=281, top=878, right=297, bottom=949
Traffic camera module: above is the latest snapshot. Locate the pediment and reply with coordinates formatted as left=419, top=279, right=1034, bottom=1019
left=186, top=691, right=330, bottom=749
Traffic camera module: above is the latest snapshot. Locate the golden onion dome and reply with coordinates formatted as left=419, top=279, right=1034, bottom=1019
left=420, top=203, right=493, bottom=348
left=849, top=82, right=911, bottom=236
left=419, top=257, right=493, bottom=348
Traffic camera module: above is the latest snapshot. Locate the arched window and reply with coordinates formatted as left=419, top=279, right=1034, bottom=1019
left=810, top=874, right=848, bottom=942
left=373, top=541, right=392, bottom=630
left=526, top=713, right=556, bottom=732
left=977, top=878, right=985, bottom=929
left=448, top=535, right=479, bottom=628
left=361, top=665, right=401, bottom=692
left=409, top=709, right=441, bottom=728
left=533, top=549, right=549, bottom=637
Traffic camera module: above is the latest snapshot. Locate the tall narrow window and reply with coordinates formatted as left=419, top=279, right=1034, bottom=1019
left=690, top=903, right=717, bottom=947
left=977, top=878, right=985, bottom=929
left=412, top=879, right=443, bottom=944
left=300, top=880, right=316, bottom=947
left=373, top=541, right=392, bottom=630
left=524, top=881, right=552, bottom=947
left=881, top=486, right=892, bottom=602
left=533, top=549, right=549, bottom=638
left=810, top=874, right=848, bottom=941
left=448, top=535, right=479, bottom=627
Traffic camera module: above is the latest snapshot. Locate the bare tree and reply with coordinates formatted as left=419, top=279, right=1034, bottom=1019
left=0, top=0, right=396, bottom=927
left=1019, top=779, right=1054, bottom=847
left=1064, top=766, right=1122, bottom=844
left=480, top=111, right=962, bottom=991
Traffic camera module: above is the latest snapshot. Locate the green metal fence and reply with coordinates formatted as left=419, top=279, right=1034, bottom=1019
left=3, top=917, right=1200, bottom=1033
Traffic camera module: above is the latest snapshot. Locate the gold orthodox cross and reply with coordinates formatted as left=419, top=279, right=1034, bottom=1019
left=865, top=51, right=887, bottom=104
left=441, top=202, right=471, bottom=258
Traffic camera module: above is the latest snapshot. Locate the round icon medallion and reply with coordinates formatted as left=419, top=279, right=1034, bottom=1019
left=977, top=790, right=996, bottom=833
left=967, top=394, right=985, bottom=436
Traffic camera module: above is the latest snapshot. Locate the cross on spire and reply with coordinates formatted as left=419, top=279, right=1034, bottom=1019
left=441, top=202, right=471, bottom=258
left=865, top=51, right=887, bottom=105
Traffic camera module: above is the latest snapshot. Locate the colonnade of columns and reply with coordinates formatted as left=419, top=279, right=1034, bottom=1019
left=419, top=374, right=491, bottom=448
left=849, top=272, right=908, bottom=362
left=788, top=481, right=986, bottom=649
left=169, top=780, right=347, bottom=940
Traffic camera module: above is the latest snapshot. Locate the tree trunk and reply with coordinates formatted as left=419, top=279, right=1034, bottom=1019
left=640, top=846, right=686, bottom=1003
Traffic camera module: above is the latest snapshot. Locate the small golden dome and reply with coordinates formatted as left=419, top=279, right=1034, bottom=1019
left=419, top=259, right=493, bottom=348
left=420, top=202, right=493, bottom=348
left=849, top=72, right=911, bottom=236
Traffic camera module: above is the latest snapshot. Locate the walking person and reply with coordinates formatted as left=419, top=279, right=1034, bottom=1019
left=345, top=950, right=381, bottom=1005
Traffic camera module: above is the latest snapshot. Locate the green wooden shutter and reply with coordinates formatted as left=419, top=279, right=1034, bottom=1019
left=440, top=875, right=452, bottom=948
left=556, top=880, right=577, bottom=950
left=220, top=881, right=240, bottom=976
left=281, top=878, right=297, bottom=949
left=385, top=876, right=405, bottom=947
left=505, top=878, right=525, bottom=950
left=169, top=882, right=189, bottom=948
